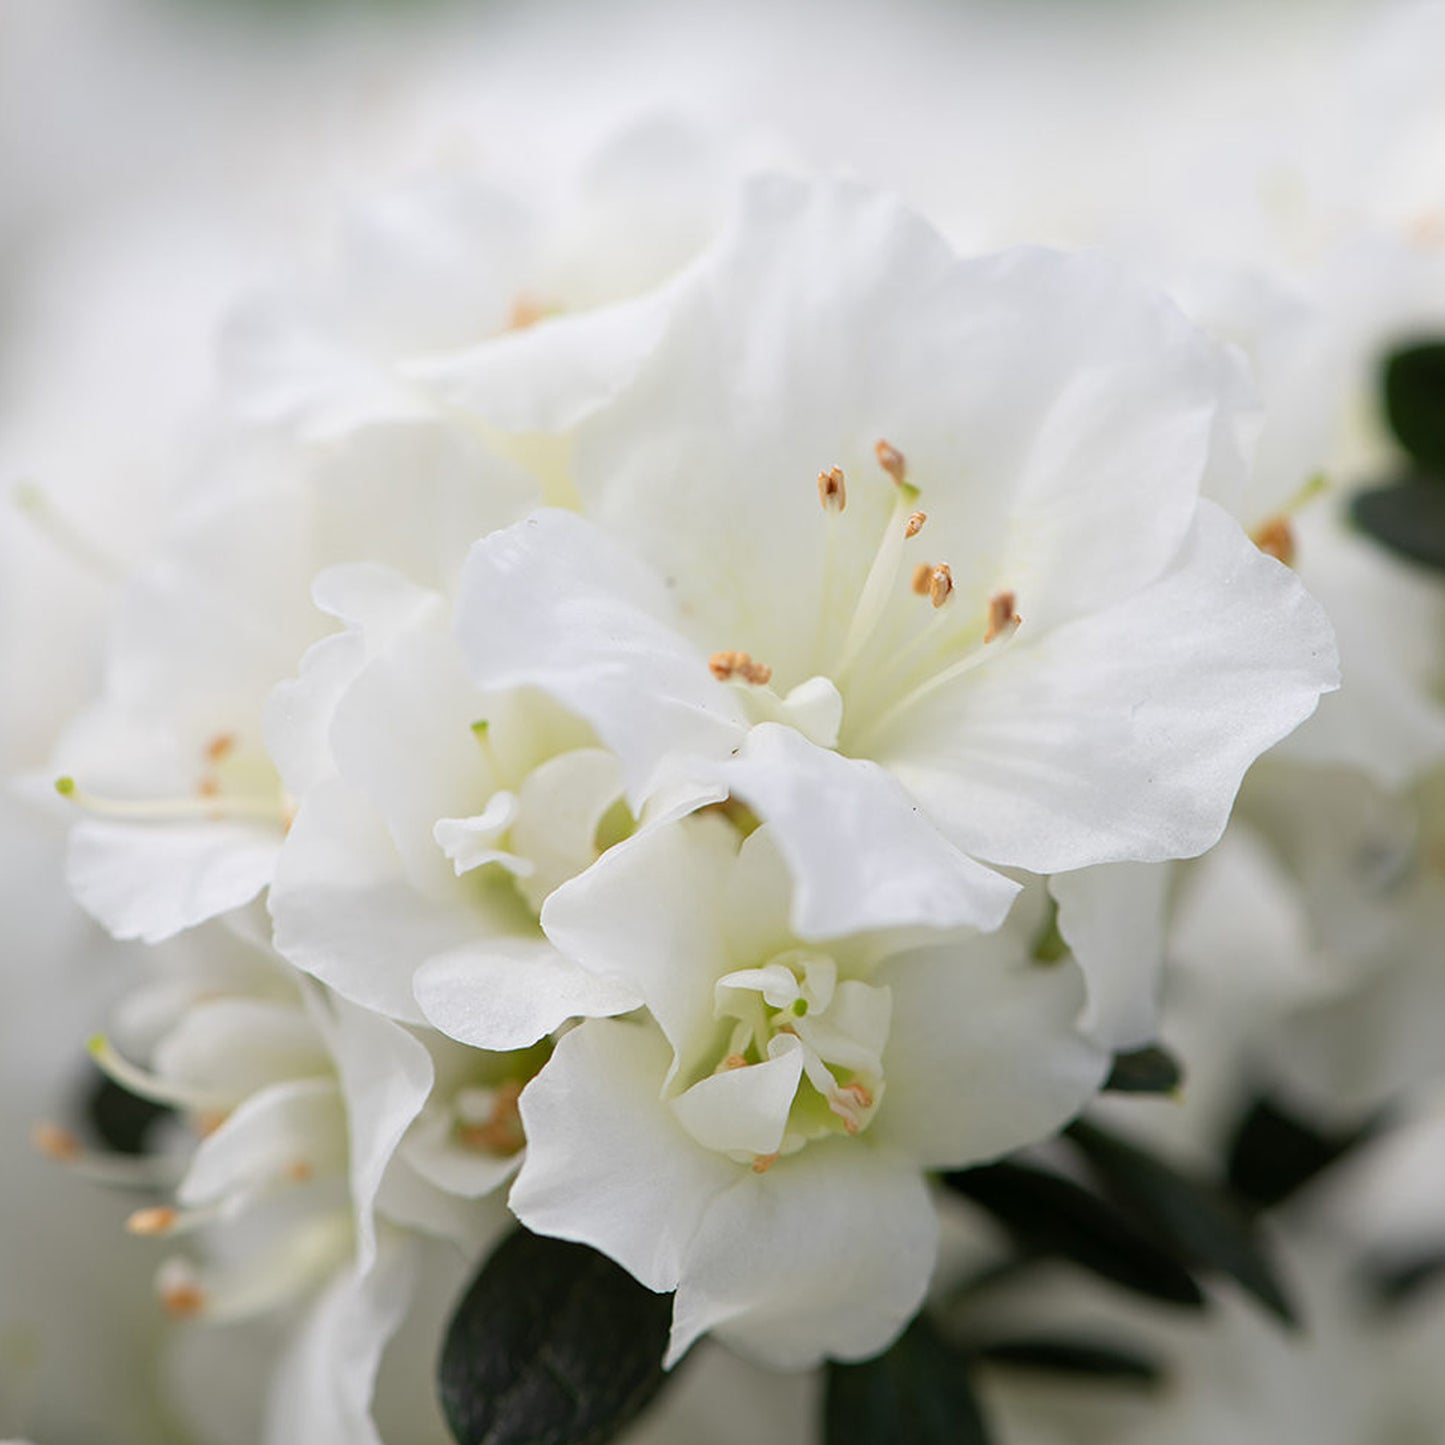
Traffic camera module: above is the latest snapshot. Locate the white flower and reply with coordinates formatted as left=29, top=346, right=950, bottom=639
left=510, top=813, right=1107, bottom=1369
left=455, top=176, right=1339, bottom=949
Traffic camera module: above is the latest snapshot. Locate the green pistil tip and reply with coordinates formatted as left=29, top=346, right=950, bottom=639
left=792, top=999, right=808, bottom=1017
left=85, top=1033, right=106, bottom=1058
left=54, top=776, right=76, bottom=797
left=470, top=719, right=490, bottom=736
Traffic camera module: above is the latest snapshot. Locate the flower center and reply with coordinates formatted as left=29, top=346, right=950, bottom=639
left=671, top=949, right=891, bottom=1171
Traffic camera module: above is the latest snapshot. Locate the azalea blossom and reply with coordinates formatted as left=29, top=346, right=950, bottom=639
left=511, top=813, right=1108, bottom=1368
left=453, top=176, right=1340, bottom=956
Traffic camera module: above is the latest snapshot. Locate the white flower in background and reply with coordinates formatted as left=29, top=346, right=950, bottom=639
left=453, top=176, right=1338, bottom=1049
left=511, top=813, right=1108, bottom=1369
left=264, top=560, right=645, bottom=1047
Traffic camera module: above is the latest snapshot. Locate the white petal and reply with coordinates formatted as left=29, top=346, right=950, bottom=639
left=716, top=723, right=1019, bottom=938
left=869, top=933, right=1108, bottom=1168
left=888, top=501, right=1339, bottom=872
left=263, top=1240, right=417, bottom=1445
left=1050, top=861, right=1173, bottom=1051
left=457, top=509, right=746, bottom=808
left=152, top=998, right=330, bottom=1100
left=671, top=1044, right=803, bottom=1158
left=67, top=817, right=278, bottom=944
left=413, top=937, right=640, bottom=1053
left=509, top=1019, right=735, bottom=1294
left=508, top=747, right=626, bottom=908
left=178, top=1078, right=345, bottom=1209
left=308, top=991, right=435, bottom=1277
left=669, top=1141, right=937, bottom=1370
left=539, top=816, right=737, bottom=1068
left=433, top=791, right=526, bottom=877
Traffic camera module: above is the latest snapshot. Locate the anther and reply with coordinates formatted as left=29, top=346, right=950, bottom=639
left=32, top=1122, right=81, bottom=1161
left=751, top=1153, right=779, bottom=1174
left=507, top=295, right=547, bottom=331
left=709, top=650, right=773, bottom=686
left=1251, top=517, right=1296, bottom=568
left=905, top=511, right=926, bottom=538
left=456, top=1081, right=526, bottom=1157
left=285, top=1160, right=313, bottom=1184
left=817, top=467, right=847, bottom=513
left=723, top=1054, right=749, bottom=1071
left=126, top=1206, right=178, bottom=1237
left=910, top=563, right=934, bottom=596
left=160, top=1280, right=206, bottom=1318
left=929, top=564, right=954, bottom=609
left=875, top=440, right=907, bottom=486
left=984, top=590, right=1020, bottom=643
left=204, top=734, right=237, bottom=764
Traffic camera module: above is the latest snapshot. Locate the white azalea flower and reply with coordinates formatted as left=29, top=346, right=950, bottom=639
left=510, top=813, right=1108, bottom=1369
left=456, top=176, right=1339, bottom=950
left=265, top=560, right=643, bottom=1048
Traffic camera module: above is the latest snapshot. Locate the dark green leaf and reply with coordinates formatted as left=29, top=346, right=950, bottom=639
left=1363, top=1248, right=1445, bottom=1310
left=438, top=1228, right=675, bottom=1445
left=974, top=1334, right=1164, bottom=1387
left=825, top=1314, right=991, bottom=1445
left=1104, top=1045, right=1183, bottom=1096
left=1226, top=1095, right=1376, bottom=1211
left=1351, top=479, right=1445, bottom=572
left=1384, top=341, right=1445, bottom=475
left=1067, top=1120, right=1296, bottom=1326
left=943, top=1161, right=1204, bottom=1309
left=84, top=1069, right=172, bottom=1156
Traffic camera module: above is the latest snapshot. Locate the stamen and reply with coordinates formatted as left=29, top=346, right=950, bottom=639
left=929, top=564, right=954, bottom=609
left=126, top=1206, right=178, bottom=1237
left=32, top=1122, right=81, bottom=1162
left=905, top=510, right=927, bottom=538
left=1250, top=517, right=1296, bottom=567
left=751, top=1153, right=779, bottom=1174
left=11, top=479, right=126, bottom=582
left=285, top=1160, right=313, bottom=1184
left=984, top=590, right=1020, bottom=643
left=875, top=440, right=907, bottom=486
left=817, top=467, right=847, bottom=513
left=204, top=734, right=237, bottom=764
left=455, top=1081, right=525, bottom=1157
left=158, top=1261, right=207, bottom=1319
left=88, top=1034, right=237, bottom=1115
left=910, top=562, right=934, bottom=596
left=55, top=776, right=287, bottom=827
left=722, top=1054, right=749, bottom=1071
left=709, top=651, right=773, bottom=686
left=827, top=1081, right=875, bottom=1135
left=507, top=295, right=547, bottom=331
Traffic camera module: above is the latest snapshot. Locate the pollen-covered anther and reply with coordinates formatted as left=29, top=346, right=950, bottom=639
left=126, top=1206, right=178, bottom=1237
left=1251, top=516, right=1296, bottom=568
left=32, top=1122, right=81, bottom=1162
left=984, top=589, right=1020, bottom=643
left=751, top=1153, right=779, bottom=1174
left=709, top=650, right=772, bottom=686
left=160, top=1281, right=206, bottom=1319
left=204, top=733, right=237, bottom=764
left=722, top=1054, right=749, bottom=1071
left=905, top=510, right=927, bottom=538
left=507, top=294, right=547, bottom=331
left=828, top=1081, right=875, bottom=1135
left=457, top=1081, right=526, bottom=1157
left=929, top=564, right=954, bottom=609
left=817, top=466, right=847, bottom=513
left=285, top=1160, right=313, bottom=1184
left=910, top=562, right=934, bottom=596
left=875, top=439, right=907, bottom=485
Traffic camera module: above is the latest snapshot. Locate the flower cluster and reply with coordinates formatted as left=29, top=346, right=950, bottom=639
left=8, top=4, right=1445, bottom=1443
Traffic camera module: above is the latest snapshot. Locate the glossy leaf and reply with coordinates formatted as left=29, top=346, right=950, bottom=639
left=1384, top=341, right=1445, bottom=475
left=1067, top=1120, right=1296, bottom=1326
left=1104, top=1045, right=1183, bottom=1096
left=825, top=1314, right=991, bottom=1445
left=1351, top=479, right=1445, bottom=573
left=944, top=1161, right=1204, bottom=1308
left=438, top=1227, right=675, bottom=1445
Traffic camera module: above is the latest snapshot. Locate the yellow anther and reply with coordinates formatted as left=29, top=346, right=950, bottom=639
left=875, top=440, right=907, bottom=485
left=507, top=295, right=547, bottom=331
left=285, top=1160, right=313, bottom=1184
left=160, top=1282, right=206, bottom=1319
left=456, top=1081, right=526, bottom=1157
left=204, top=733, right=237, bottom=764
left=929, top=564, right=954, bottom=609
left=32, top=1122, right=81, bottom=1161
left=126, top=1206, right=178, bottom=1237
left=709, top=650, right=773, bottom=686
left=910, top=562, right=934, bottom=596
left=723, top=1054, right=749, bottom=1071
left=1250, top=516, right=1296, bottom=568
left=751, top=1153, right=779, bottom=1174
left=905, top=510, right=926, bottom=538
left=984, top=590, right=1020, bottom=643
left=817, top=466, right=847, bottom=513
